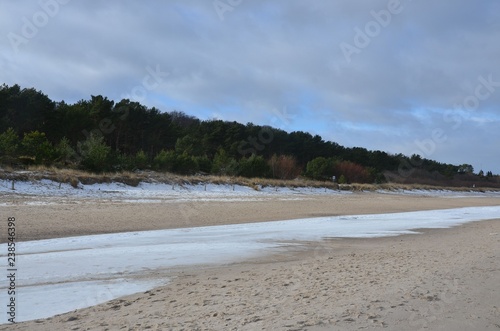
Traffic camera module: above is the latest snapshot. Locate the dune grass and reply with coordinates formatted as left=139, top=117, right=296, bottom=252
left=0, top=165, right=498, bottom=193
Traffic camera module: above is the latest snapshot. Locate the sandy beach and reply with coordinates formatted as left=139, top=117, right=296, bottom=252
left=1, top=192, right=499, bottom=330
left=4, top=192, right=500, bottom=242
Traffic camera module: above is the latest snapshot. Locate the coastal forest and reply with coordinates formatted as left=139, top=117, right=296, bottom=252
left=0, top=84, right=497, bottom=187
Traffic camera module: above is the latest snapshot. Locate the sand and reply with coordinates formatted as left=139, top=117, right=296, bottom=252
left=4, top=193, right=500, bottom=242
left=1, top=193, right=499, bottom=330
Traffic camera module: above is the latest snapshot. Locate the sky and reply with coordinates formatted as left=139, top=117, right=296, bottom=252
left=1, top=0, right=500, bottom=173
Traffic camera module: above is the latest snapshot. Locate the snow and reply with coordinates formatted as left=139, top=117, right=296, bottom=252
left=0, top=179, right=351, bottom=205
left=1, top=205, right=500, bottom=323
left=16, top=279, right=162, bottom=324
left=2, top=179, right=500, bottom=206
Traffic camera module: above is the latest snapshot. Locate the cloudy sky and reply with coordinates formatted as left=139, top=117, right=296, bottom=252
left=1, top=0, right=500, bottom=173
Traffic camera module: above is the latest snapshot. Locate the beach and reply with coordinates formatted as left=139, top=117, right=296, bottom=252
left=1, top=190, right=499, bottom=330
left=4, top=191, right=500, bottom=242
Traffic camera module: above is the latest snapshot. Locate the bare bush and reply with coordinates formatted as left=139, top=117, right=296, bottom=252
left=268, top=154, right=302, bottom=180
left=334, top=161, right=371, bottom=183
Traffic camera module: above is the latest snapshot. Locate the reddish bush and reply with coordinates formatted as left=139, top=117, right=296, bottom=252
left=335, top=161, right=371, bottom=183
left=269, top=154, right=302, bottom=180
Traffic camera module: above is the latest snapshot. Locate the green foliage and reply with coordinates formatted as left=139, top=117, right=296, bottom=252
left=0, top=83, right=487, bottom=183
left=338, top=174, right=347, bottom=184
left=175, top=135, right=203, bottom=156
left=21, top=131, right=56, bottom=165
left=77, top=133, right=111, bottom=172
left=0, top=128, right=19, bottom=159
left=113, top=152, right=134, bottom=171
left=442, top=165, right=457, bottom=179
left=133, top=150, right=148, bottom=170
left=0, top=84, right=54, bottom=134
left=458, top=164, right=474, bottom=174
left=373, top=171, right=386, bottom=184
left=305, top=157, right=336, bottom=180
left=238, top=155, right=271, bottom=178
left=153, top=150, right=176, bottom=171
left=55, top=137, right=77, bottom=166
left=194, top=155, right=212, bottom=173
left=211, top=148, right=238, bottom=176
left=152, top=150, right=202, bottom=174
left=174, top=153, right=199, bottom=175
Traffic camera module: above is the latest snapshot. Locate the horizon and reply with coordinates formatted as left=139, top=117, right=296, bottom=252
left=1, top=1, right=499, bottom=173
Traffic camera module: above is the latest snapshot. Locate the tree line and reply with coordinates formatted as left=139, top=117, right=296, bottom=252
left=0, top=84, right=484, bottom=183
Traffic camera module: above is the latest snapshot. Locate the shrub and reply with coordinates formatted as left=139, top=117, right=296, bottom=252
left=211, top=148, right=238, bottom=176
left=239, top=155, right=271, bottom=178
left=334, top=161, right=371, bottom=183
left=174, top=153, right=199, bottom=175
left=194, top=155, right=212, bottom=173
left=55, top=137, right=77, bottom=166
left=0, top=128, right=19, bottom=156
left=113, top=152, right=134, bottom=171
left=133, top=150, right=148, bottom=170
left=305, top=157, right=336, bottom=180
left=268, top=154, right=302, bottom=179
left=20, top=131, right=57, bottom=165
left=77, top=133, right=111, bottom=172
left=153, top=150, right=176, bottom=171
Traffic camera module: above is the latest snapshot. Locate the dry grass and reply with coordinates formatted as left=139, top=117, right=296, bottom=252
left=1, top=166, right=499, bottom=193
left=384, top=170, right=500, bottom=189
left=0, top=166, right=145, bottom=188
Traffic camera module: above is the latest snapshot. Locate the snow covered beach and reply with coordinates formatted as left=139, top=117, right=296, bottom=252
left=2, top=178, right=499, bottom=206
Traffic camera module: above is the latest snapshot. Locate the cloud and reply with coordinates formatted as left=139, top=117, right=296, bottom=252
left=1, top=0, right=499, bottom=172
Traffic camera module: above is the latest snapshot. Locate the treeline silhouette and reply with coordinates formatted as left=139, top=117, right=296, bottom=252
left=0, top=84, right=491, bottom=185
